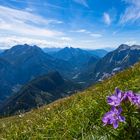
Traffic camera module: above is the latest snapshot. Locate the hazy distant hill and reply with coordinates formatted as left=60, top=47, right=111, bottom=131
left=43, top=47, right=108, bottom=58
left=0, top=49, right=5, bottom=53
left=51, top=47, right=99, bottom=68
left=43, top=47, right=62, bottom=54
left=86, top=49, right=108, bottom=57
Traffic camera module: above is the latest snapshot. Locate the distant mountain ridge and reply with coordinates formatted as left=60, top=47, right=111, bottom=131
left=43, top=47, right=62, bottom=54
left=51, top=47, right=99, bottom=69
left=86, top=49, right=108, bottom=57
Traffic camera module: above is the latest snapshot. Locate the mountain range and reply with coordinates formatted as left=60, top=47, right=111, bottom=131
left=0, top=43, right=140, bottom=115
left=0, top=44, right=98, bottom=104
left=43, top=47, right=108, bottom=57
left=51, top=47, right=99, bottom=69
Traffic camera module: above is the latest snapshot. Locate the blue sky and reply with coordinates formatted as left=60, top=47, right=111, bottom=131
left=0, top=0, right=139, bottom=49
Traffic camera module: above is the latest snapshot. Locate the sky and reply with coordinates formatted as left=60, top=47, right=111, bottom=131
left=0, top=0, right=140, bottom=49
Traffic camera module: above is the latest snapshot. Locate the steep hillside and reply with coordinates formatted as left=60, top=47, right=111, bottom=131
left=0, top=62, right=140, bottom=139
left=94, top=44, right=140, bottom=76
left=0, top=71, right=81, bottom=115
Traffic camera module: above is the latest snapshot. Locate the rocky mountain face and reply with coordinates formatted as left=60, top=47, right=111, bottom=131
left=95, top=44, right=140, bottom=80
left=77, top=44, right=140, bottom=85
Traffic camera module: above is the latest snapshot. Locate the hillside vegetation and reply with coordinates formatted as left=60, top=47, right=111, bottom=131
left=0, top=62, right=140, bottom=139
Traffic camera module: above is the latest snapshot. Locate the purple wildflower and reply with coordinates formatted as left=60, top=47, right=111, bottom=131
left=123, top=91, right=135, bottom=102
left=135, top=94, right=140, bottom=105
left=123, top=91, right=140, bottom=106
left=107, top=88, right=123, bottom=106
left=102, top=106, right=125, bottom=129
left=131, top=94, right=140, bottom=107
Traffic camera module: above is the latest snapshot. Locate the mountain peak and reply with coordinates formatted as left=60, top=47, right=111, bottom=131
left=131, top=45, right=140, bottom=50
left=62, top=47, right=84, bottom=54
left=11, top=44, right=42, bottom=52
left=2, top=44, right=45, bottom=58
left=118, top=44, right=140, bottom=51
left=118, top=44, right=130, bottom=50
left=0, top=44, right=51, bottom=66
left=63, top=46, right=76, bottom=50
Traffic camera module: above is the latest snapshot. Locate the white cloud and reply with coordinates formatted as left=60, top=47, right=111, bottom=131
left=73, top=29, right=88, bottom=33
left=73, top=0, right=88, bottom=7
left=123, top=0, right=140, bottom=6
left=60, top=37, right=72, bottom=41
left=0, top=6, right=63, bottom=37
left=0, top=36, right=72, bottom=49
left=71, top=29, right=92, bottom=34
left=120, top=0, right=140, bottom=24
left=90, top=33, right=102, bottom=38
left=125, top=40, right=137, bottom=45
left=71, top=29, right=102, bottom=38
left=103, top=13, right=111, bottom=25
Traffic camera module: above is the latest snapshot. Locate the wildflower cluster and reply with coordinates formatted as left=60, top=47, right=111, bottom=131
left=102, top=88, right=140, bottom=129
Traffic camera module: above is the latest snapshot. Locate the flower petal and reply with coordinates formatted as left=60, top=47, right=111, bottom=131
left=115, top=88, right=122, bottom=99
left=113, top=120, right=118, bottom=129
left=119, top=116, right=125, bottom=122
left=118, top=107, right=122, bottom=114
left=107, top=95, right=120, bottom=106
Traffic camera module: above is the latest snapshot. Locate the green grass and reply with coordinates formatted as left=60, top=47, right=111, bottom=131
left=0, top=62, right=140, bottom=140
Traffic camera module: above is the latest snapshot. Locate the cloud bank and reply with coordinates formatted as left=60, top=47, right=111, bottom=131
left=0, top=6, right=63, bottom=37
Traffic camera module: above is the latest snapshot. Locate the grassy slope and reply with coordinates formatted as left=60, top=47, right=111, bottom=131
left=0, top=62, right=140, bottom=140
